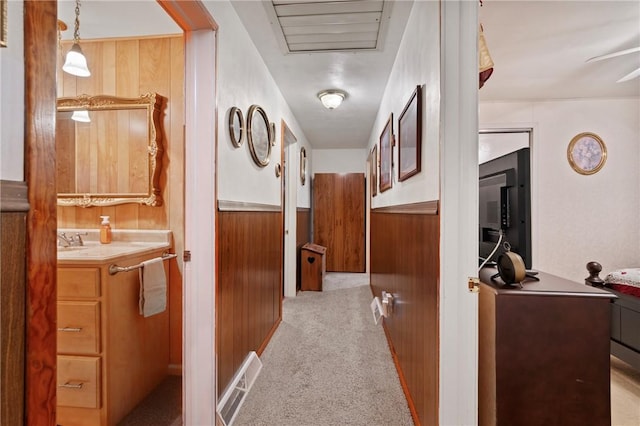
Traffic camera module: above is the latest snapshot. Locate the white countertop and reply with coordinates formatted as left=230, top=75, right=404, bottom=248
left=57, top=229, right=172, bottom=264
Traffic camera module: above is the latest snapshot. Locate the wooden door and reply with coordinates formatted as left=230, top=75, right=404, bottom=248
left=313, top=173, right=365, bottom=272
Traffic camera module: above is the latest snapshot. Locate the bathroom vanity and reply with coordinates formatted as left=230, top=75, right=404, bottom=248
left=56, top=230, right=172, bottom=426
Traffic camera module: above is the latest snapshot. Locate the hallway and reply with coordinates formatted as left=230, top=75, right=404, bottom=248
left=233, top=273, right=413, bottom=426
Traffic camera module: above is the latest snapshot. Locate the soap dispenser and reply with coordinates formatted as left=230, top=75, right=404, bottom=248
left=100, top=216, right=112, bottom=244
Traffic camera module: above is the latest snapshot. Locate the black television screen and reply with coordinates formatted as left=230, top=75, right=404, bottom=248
left=479, top=147, right=531, bottom=268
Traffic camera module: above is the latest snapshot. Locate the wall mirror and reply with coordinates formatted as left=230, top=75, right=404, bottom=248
left=247, top=104, right=271, bottom=167
left=300, top=147, right=307, bottom=185
left=228, top=106, right=244, bottom=148
left=56, top=93, right=165, bottom=207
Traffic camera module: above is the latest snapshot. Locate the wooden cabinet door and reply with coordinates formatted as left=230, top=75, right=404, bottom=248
left=313, top=173, right=365, bottom=272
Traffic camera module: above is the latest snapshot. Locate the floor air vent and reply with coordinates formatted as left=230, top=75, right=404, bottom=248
left=217, top=351, right=262, bottom=426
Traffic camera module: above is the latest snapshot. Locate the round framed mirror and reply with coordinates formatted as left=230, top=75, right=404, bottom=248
left=228, top=106, right=244, bottom=148
left=299, top=147, right=307, bottom=185
left=247, top=105, right=271, bottom=167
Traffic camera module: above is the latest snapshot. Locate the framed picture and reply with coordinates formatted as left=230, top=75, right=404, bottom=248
left=379, top=113, right=393, bottom=193
left=1, top=0, right=7, bottom=48
left=398, top=85, right=422, bottom=181
left=370, top=145, right=378, bottom=197
left=567, top=132, right=607, bottom=175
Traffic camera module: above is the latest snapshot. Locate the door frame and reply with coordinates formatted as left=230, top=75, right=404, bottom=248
left=23, top=1, right=220, bottom=423
left=281, top=120, right=298, bottom=298
left=157, top=2, right=219, bottom=424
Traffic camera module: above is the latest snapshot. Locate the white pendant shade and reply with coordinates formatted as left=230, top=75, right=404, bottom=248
left=71, top=109, right=91, bottom=122
left=318, top=90, right=346, bottom=109
left=63, top=43, right=91, bottom=77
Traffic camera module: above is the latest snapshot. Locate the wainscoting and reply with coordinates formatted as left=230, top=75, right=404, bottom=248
left=0, top=180, right=28, bottom=426
left=370, top=201, right=440, bottom=426
left=216, top=202, right=283, bottom=395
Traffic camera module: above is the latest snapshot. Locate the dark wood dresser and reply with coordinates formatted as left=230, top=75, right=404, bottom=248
left=479, top=267, right=615, bottom=426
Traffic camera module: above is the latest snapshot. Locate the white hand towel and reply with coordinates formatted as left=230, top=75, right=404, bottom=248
left=139, top=257, right=167, bottom=318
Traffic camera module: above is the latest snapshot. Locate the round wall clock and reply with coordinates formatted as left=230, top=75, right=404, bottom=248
left=567, top=132, right=607, bottom=175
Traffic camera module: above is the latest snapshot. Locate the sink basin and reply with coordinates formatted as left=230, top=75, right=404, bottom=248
left=57, top=245, right=90, bottom=252
left=56, top=229, right=172, bottom=263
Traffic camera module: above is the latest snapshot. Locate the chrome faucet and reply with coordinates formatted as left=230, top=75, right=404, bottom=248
left=57, top=232, right=87, bottom=247
left=57, top=232, right=72, bottom=247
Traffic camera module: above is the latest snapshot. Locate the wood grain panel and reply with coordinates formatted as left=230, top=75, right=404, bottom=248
left=1, top=209, right=27, bottom=426
left=479, top=282, right=611, bottom=426
left=217, top=210, right=282, bottom=395
left=24, top=2, right=58, bottom=424
left=168, top=36, right=185, bottom=371
left=370, top=208, right=440, bottom=426
left=57, top=35, right=185, bottom=368
left=296, top=208, right=311, bottom=291
left=312, top=173, right=365, bottom=272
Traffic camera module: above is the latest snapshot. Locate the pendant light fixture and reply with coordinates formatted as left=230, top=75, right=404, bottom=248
left=62, top=0, right=91, bottom=77
left=71, top=110, right=91, bottom=123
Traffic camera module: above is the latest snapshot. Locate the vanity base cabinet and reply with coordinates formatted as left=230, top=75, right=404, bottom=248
left=57, top=249, right=170, bottom=426
left=478, top=270, right=614, bottom=426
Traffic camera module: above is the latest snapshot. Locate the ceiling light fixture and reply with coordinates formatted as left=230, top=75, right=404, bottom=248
left=71, top=110, right=91, bottom=123
left=318, top=89, right=347, bottom=109
left=62, top=0, right=91, bottom=77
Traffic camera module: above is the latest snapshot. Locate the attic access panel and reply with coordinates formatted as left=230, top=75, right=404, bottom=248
left=265, top=0, right=392, bottom=53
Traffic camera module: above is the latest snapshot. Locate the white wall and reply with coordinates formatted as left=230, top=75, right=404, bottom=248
left=368, top=1, right=440, bottom=208
left=480, top=98, right=640, bottom=281
left=210, top=1, right=311, bottom=207
left=0, top=0, right=24, bottom=181
left=311, top=148, right=367, bottom=174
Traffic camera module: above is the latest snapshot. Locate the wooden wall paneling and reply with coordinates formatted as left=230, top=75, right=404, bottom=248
left=168, top=35, right=185, bottom=369
left=115, top=39, right=140, bottom=97
left=1, top=182, right=29, bottom=426
left=101, top=40, right=117, bottom=93
left=139, top=37, right=171, bottom=228
left=313, top=173, right=365, bottom=272
left=370, top=207, right=440, bottom=426
left=217, top=210, right=282, bottom=395
left=25, top=1, right=58, bottom=423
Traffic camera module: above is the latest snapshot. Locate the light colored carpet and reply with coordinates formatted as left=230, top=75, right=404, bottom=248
left=322, top=272, right=370, bottom=292
left=611, top=356, right=640, bottom=425
left=233, top=274, right=414, bottom=426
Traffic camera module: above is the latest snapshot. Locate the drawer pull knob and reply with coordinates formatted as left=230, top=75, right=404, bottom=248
left=59, top=382, right=84, bottom=389
left=58, top=327, right=83, bottom=332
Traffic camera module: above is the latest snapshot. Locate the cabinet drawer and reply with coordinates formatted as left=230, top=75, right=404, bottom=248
left=58, top=301, right=100, bottom=354
left=58, top=267, right=100, bottom=298
left=57, top=356, right=101, bottom=409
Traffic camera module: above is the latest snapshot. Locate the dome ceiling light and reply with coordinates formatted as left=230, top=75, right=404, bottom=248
left=318, top=89, right=347, bottom=110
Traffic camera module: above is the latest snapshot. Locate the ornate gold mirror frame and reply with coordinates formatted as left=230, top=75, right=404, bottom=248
left=56, top=93, right=165, bottom=207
